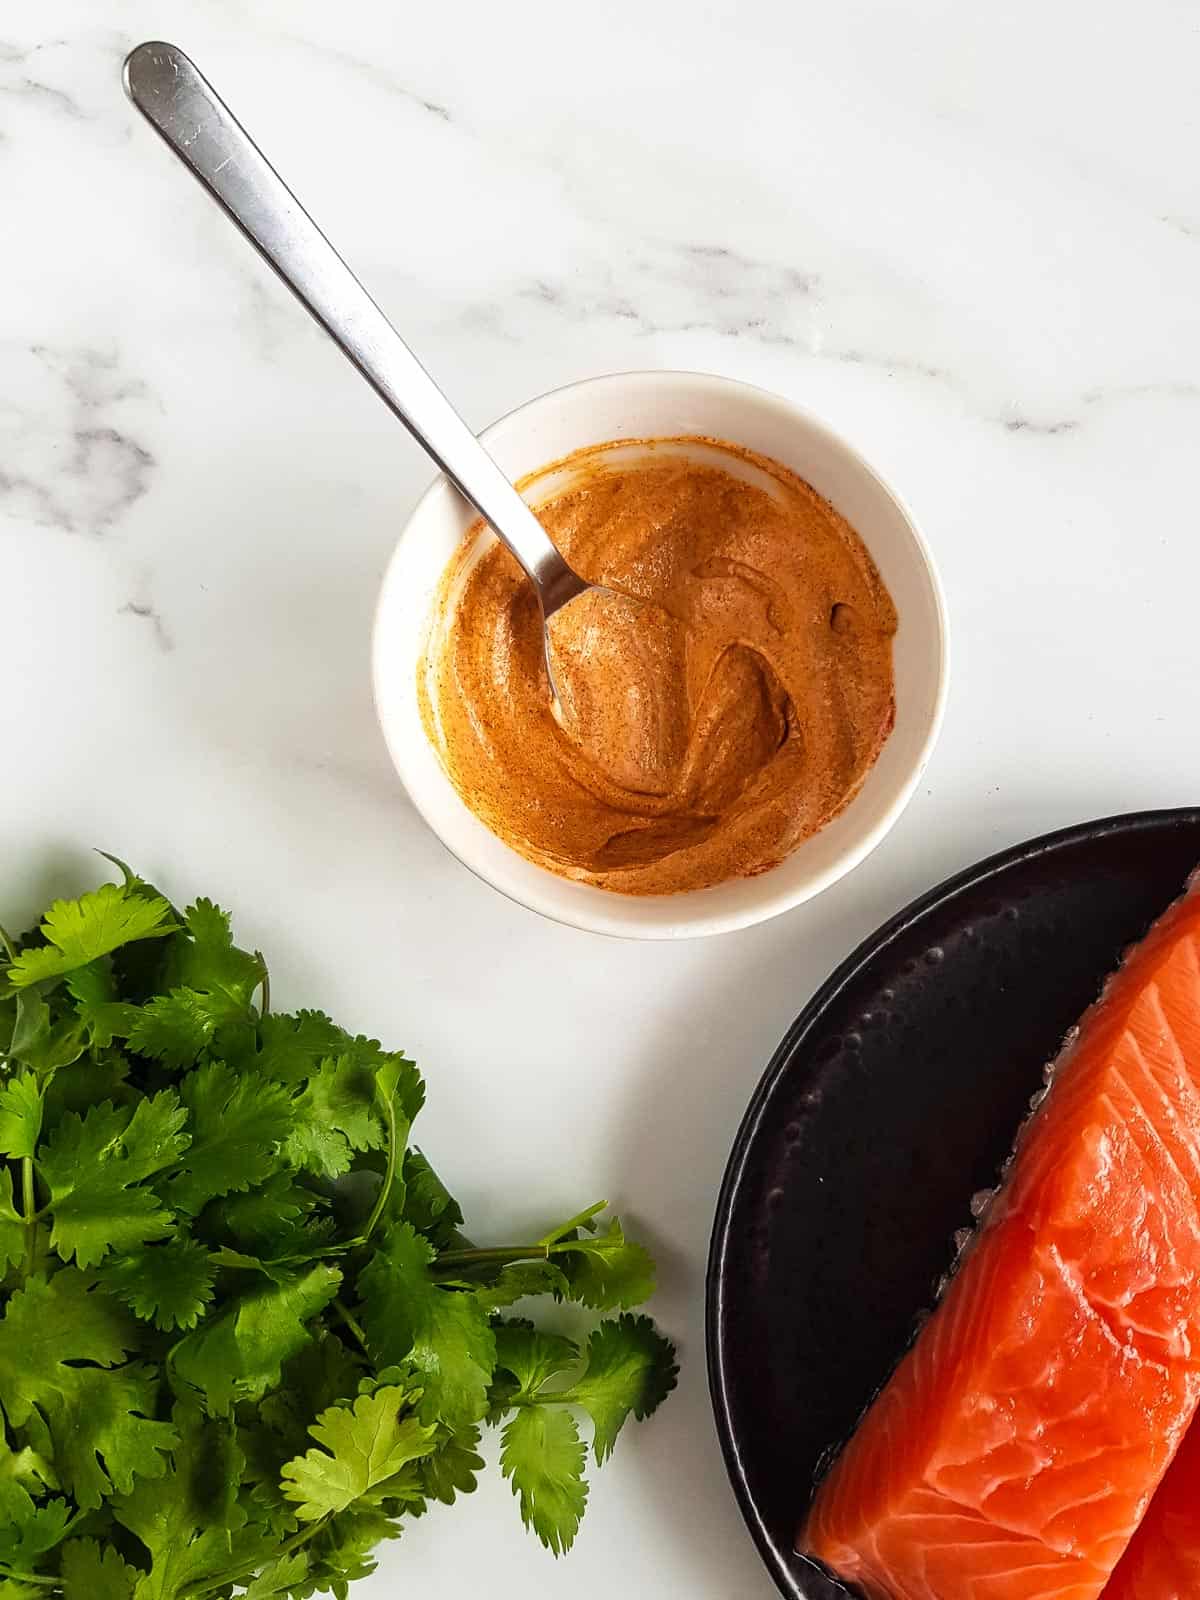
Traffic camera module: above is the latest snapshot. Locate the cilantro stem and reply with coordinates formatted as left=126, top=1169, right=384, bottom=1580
left=283, top=1075, right=401, bottom=1270
left=267, top=1078, right=401, bottom=1274
left=0, top=1565, right=60, bottom=1588
left=332, top=1296, right=370, bottom=1352
left=258, top=961, right=270, bottom=1017
left=435, top=1200, right=611, bottom=1270
left=539, top=1200, right=608, bottom=1244
left=184, top=1518, right=326, bottom=1599
left=0, top=918, right=16, bottom=962
left=357, top=1077, right=399, bottom=1250
left=434, top=1244, right=550, bottom=1268
left=21, top=1155, right=37, bottom=1277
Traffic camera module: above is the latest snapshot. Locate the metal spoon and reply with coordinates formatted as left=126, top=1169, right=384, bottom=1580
left=123, top=40, right=592, bottom=660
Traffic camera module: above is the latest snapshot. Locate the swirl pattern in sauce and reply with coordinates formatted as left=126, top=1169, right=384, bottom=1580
left=420, top=438, right=897, bottom=895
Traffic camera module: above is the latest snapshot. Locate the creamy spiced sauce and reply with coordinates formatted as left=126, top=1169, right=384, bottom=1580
left=420, top=439, right=897, bottom=895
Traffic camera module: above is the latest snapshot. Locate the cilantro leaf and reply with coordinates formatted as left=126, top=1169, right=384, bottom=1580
left=0, top=1074, right=42, bottom=1159
left=163, top=1063, right=293, bottom=1215
left=284, top=1056, right=385, bottom=1180
left=64, top=962, right=140, bottom=1050
left=493, top=1322, right=579, bottom=1396
left=98, top=1237, right=216, bottom=1331
left=238, top=1440, right=302, bottom=1541
left=179, top=897, right=233, bottom=952
left=41, top=1363, right=178, bottom=1509
left=239, top=1332, right=364, bottom=1541
left=375, top=1055, right=425, bottom=1146
left=6, top=990, right=49, bottom=1063
left=555, top=1314, right=678, bottom=1463
left=64, top=959, right=112, bottom=1009
left=243, top=1552, right=310, bottom=1599
left=7, top=884, right=176, bottom=987
left=201, top=1174, right=328, bottom=1257
left=500, top=1407, right=587, bottom=1556
left=40, top=1093, right=189, bottom=1267
left=274, top=1334, right=367, bottom=1442
left=60, top=1539, right=138, bottom=1600
left=307, top=1506, right=401, bottom=1598
left=116, top=900, right=261, bottom=1071
left=0, top=1170, right=25, bottom=1273
left=256, top=1011, right=349, bottom=1084
left=399, top=1151, right=463, bottom=1248
left=280, top=1386, right=438, bottom=1521
left=173, top=1264, right=342, bottom=1415
left=475, top=1259, right=569, bottom=1311
left=40, top=1053, right=131, bottom=1135
left=126, top=988, right=249, bottom=1069
left=557, top=1217, right=657, bottom=1310
left=168, top=899, right=265, bottom=1008
left=418, top=1425, right=483, bottom=1507
left=358, top=1224, right=496, bottom=1429
left=205, top=1243, right=286, bottom=1282
left=124, top=991, right=212, bottom=1067
left=0, top=1440, right=56, bottom=1495
left=0, top=862, right=675, bottom=1580
left=6, top=989, right=86, bottom=1076
left=111, top=1405, right=273, bottom=1600
left=0, top=1480, right=72, bottom=1567
left=0, top=1269, right=138, bottom=1430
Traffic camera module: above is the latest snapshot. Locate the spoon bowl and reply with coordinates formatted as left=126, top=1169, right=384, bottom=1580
left=546, top=587, right=690, bottom=792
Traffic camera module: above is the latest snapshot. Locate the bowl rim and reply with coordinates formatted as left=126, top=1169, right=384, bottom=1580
left=371, top=368, right=950, bottom=939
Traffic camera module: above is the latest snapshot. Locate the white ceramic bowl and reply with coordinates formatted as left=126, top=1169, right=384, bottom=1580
left=373, top=371, right=948, bottom=939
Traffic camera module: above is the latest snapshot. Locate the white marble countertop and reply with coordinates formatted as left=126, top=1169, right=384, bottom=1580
left=5, top=3, right=1200, bottom=1595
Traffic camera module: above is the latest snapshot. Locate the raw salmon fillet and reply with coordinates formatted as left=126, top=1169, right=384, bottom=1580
left=802, top=880, right=1200, bottom=1600
left=1103, top=1420, right=1200, bottom=1600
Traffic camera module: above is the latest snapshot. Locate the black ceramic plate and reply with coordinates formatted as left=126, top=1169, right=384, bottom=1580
left=707, top=808, right=1200, bottom=1600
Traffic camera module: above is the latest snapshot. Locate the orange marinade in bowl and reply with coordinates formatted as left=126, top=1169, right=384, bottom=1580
left=419, top=437, right=897, bottom=896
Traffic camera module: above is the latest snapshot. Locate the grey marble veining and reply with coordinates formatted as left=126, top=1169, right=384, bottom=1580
left=4, top=6, right=1200, bottom=1598
left=1, top=345, right=156, bottom=535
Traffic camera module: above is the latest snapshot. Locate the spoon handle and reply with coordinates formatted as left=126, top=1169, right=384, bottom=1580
left=123, top=41, right=582, bottom=613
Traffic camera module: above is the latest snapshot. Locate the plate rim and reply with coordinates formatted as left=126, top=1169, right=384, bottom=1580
left=705, top=805, right=1200, bottom=1598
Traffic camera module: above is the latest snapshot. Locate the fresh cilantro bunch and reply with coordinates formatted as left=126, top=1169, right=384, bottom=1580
left=0, top=860, right=676, bottom=1600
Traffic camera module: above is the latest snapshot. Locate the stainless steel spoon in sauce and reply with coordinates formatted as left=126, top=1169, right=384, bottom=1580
left=122, top=39, right=683, bottom=777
